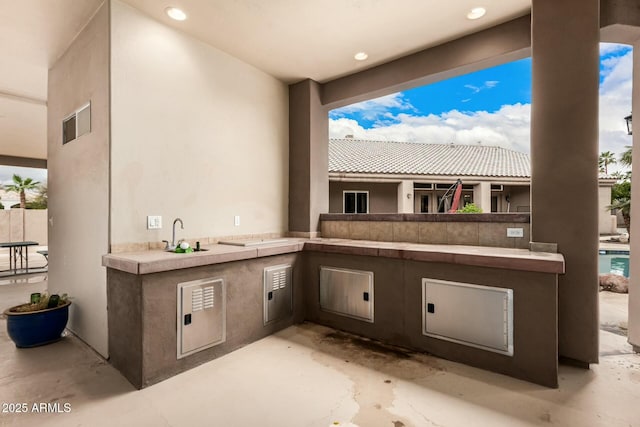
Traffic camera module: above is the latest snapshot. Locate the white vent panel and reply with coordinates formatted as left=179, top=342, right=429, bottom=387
left=264, top=265, right=293, bottom=325
left=177, top=278, right=226, bottom=359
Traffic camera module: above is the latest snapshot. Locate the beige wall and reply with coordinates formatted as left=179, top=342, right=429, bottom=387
left=48, top=2, right=110, bottom=357
left=110, top=1, right=289, bottom=247
left=329, top=182, right=397, bottom=213
left=24, top=210, right=48, bottom=244
left=598, top=186, right=616, bottom=235
left=504, top=186, right=530, bottom=213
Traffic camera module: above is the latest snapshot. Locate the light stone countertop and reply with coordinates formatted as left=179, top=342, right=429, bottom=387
left=304, top=239, right=565, bottom=274
left=102, top=239, right=307, bottom=275
left=103, top=237, right=565, bottom=276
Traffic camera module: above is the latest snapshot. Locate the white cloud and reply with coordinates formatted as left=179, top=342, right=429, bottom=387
left=598, top=48, right=633, bottom=173
left=0, top=166, right=47, bottom=186
left=464, top=80, right=499, bottom=94
left=329, top=45, right=633, bottom=166
left=600, top=42, right=631, bottom=56
left=330, top=103, right=532, bottom=153
left=329, top=93, right=415, bottom=121
left=464, top=84, right=481, bottom=94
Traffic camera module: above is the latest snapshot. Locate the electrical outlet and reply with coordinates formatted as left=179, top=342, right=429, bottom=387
left=507, top=228, right=524, bottom=238
left=147, top=215, right=162, bottom=229
left=234, top=215, right=240, bottom=226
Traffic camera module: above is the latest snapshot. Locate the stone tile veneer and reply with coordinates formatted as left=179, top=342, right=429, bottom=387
left=320, top=213, right=530, bottom=249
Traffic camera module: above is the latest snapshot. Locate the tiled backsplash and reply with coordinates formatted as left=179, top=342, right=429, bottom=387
left=319, top=214, right=530, bottom=249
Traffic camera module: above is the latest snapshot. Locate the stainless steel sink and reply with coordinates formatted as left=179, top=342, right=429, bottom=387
left=218, top=239, right=288, bottom=247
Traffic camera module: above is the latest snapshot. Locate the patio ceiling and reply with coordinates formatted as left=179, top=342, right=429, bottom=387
left=0, top=0, right=531, bottom=161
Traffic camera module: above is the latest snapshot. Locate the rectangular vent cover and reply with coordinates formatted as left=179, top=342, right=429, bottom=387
left=319, top=266, right=374, bottom=323
left=191, top=286, right=215, bottom=311
left=422, top=278, right=513, bottom=356
left=271, top=270, right=287, bottom=290
left=264, top=265, right=293, bottom=325
left=177, top=278, right=226, bottom=359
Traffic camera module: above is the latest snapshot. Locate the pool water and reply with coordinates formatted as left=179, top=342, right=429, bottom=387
left=598, top=250, right=630, bottom=277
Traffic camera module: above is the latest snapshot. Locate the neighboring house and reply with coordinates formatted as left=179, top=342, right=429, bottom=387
left=328, top=138, right=618, bottom=234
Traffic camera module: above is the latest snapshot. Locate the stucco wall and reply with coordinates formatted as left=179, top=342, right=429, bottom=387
left=503, top=185, right=530, bottom=212
left=303, top=251, right=558, bottom=387
left=329, top=181, right=398, bottom=213
left=24, top=209, right=48, bottom=244
left=598, top=185, right=617, bottom=234
left=108, top=253, right=303, bottom=388
left=0, top=209, right=47, bottom=244
left=48, top=2, right=110, bottom=357
left=110, top=1, right=289, bottom=249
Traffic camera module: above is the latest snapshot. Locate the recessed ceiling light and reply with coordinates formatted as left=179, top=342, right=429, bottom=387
left=467, top=7, right=486, bottom=20
left=354, top=52, right=368, bottom=61
left=166, top=7, right=187, bottom=21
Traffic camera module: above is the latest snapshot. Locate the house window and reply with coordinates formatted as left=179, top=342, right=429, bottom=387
left=491, top=196, right=498, bottom=212
left=343, top=191, right=368, bottom=213
left=414, top=183, right=433, bottom=190
left=420, top=195, right=429, bottom=213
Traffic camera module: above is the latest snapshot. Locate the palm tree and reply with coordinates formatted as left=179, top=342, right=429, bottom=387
left=4, top=174, right=40, bottom=209
left=620, top=145, right=632, bottom=167
left=598, top=151, right=617, bottom=175
left=31, top=184, right=48, bottom=209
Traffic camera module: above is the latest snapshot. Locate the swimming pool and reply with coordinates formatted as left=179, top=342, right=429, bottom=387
left=598, top=249, right=630, bottom=277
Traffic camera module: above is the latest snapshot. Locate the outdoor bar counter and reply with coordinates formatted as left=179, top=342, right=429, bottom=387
left=103, top=237, right=564, bottom=388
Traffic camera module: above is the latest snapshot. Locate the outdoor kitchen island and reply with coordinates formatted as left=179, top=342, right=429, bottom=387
left=103, top=238, right=564, bottom=389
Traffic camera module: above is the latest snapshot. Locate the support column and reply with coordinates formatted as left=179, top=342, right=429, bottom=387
left=289, top=80, right=329, bottom=236
left=398, top=180, right=414, bottom=213
left=531, top=0, right=600, bottom=364
left=629, top=41, right=640, bottom=352
left=474, top=182, right=491, bottom=212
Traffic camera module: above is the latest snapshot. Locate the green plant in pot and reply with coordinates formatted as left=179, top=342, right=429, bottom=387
left=3, top=292, right=71, bottom=348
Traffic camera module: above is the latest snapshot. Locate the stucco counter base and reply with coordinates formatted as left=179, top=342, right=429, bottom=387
left=104, top=239, right=563, bottom=389
left=304, top=242, right=562, bottom=388
left=104, top=241, right=305, bottom=389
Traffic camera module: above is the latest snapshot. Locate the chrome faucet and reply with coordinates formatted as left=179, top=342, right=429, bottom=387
left=163, top=218, right=184, bottom=251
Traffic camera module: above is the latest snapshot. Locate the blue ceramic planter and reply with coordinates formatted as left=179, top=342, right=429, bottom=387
left=4, top=301, right=71, bottom=348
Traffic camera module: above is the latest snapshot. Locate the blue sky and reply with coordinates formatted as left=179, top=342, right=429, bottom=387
left=329, top=43, right=633, bottom=172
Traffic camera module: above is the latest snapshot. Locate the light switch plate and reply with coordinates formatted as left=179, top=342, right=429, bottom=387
left=507, top=228, right=524, bottom=238
left=147, top=215, right=162, bottom=229
left=234, top=215, right=240, bottom=226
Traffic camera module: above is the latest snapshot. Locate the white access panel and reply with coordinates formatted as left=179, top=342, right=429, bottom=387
left=319, top=266, right=374, bottom=322
left=264, top=264, right=293, bottom=325
left=422, top=278, right=513, bottom=356
left=177, top=278, right=226, bottom=359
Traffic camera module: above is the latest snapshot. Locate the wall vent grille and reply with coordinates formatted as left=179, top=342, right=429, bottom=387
left=272, top=270, right=287, bottom=290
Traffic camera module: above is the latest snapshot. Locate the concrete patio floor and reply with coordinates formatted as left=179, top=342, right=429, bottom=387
left=1, top=278, right=638, bottom=427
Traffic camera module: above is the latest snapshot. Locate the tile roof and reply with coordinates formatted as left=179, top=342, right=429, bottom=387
left=329, top=139, right=531, bottom=178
